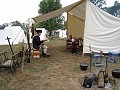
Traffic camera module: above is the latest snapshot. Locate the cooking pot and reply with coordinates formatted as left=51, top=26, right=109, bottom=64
left=112, top=69, right=120, bottom=78
left=80, top=63, right=88, bottom=71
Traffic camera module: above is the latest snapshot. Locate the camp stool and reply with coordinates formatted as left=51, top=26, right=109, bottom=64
left=33, top=48, right=40, bottom=58
left=93, top=54, right=104, bottom=66
left=108, top=51, right=119, bottom=63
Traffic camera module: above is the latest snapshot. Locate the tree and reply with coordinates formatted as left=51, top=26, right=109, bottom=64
left=0, top=23, right=9, bottom=30
left=62, top=21, right=67, bottom=30
left=38, top=0, right=65, bottom=36
left=105, top=1, right=120, bottom=17
left=90, top=0, right=106, bottom=9
left=10, top=20, right=23, bottom=29
left=0, top=24, right=5, bottom=30
left=90, top=0, right=120, bottom=17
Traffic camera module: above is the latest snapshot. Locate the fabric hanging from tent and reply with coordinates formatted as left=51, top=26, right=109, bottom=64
left=83, top=0, right=120, bottom=53
left=67, top=13, right=85, bottom=38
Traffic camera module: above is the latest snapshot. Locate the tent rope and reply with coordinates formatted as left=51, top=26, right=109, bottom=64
left=12, top=31, right=26, bottom=46
left=12, top=29, right=22, bottom=44
left=13, top=35, right=27, bottom=52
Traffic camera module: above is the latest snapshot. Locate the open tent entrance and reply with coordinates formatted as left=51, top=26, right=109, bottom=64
left=32, top=0, right=120, bottom=54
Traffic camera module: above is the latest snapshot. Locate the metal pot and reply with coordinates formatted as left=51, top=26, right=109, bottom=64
left=112, top=69, right=120, bottom=78
left=80, top=63, right=88, bottom=71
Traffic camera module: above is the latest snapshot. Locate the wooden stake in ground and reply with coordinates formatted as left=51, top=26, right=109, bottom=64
left=89, top=45, right=92, bottom=74
left=21, top=46, right=25, bottom=72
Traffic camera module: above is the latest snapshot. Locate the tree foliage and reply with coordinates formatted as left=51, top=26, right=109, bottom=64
left=90, top=0, right=106, bottom=9
left=10, top=20, right=23, bottom=29
left=105, top=1, right=120, bottom=17
left=37, top=0, right=65, bottom=36
left=90, top=0, right=120, bottom=17
left=0, top=23, right=9, bottom=30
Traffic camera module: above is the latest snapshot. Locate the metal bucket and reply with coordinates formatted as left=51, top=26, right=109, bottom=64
left=112, top=69, right=120, bottom=78
left=80, top=63, right=88, bottom=71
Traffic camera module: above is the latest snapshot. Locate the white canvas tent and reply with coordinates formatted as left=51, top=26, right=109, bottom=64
left=32, top=0, right=120, bottom=54
left=0, top=26, right=27, bottom=45
left=59, top=30, right=67, bottom=39
left=55, top=29, right=67, bottom=39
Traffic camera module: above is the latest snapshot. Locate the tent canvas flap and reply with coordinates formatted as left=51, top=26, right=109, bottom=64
left=32, top=0, right=85, bottom=23
left=83, top=0, right=120, bottom=53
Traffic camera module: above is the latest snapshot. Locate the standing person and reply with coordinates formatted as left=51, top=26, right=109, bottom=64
left=71, top=37, right=77, bottom=54
left=33, top=30, right=49, bottom=57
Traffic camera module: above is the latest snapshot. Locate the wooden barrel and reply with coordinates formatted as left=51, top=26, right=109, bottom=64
left=33, top=50, right=40, bottom=58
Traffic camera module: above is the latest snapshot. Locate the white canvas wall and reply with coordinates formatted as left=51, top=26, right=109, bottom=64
left=83, top=0, right=120, bottom=53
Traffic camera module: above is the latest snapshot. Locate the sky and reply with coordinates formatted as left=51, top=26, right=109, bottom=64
left=0, top=0, right=120, bottom=24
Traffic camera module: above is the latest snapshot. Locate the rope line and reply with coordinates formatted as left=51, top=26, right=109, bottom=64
left=12, top=29, right=22, bottom=44
left=13, top=35, right=27, bottom=52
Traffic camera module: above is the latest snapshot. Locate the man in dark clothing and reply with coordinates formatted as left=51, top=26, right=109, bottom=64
left=71, top=38, right=77, bottom=54
left=33, top=33, right=44, bottom=49
left=33, top=30, right=48, bottom=57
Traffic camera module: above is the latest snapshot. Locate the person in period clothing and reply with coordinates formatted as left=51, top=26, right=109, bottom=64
left=33, top=30, right=49, bottom=57
left=71, top=37, right=77, bottom=54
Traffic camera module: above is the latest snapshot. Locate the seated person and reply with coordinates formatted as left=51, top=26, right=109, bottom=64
left=33, top=30, right=49, bottom=57
left=40, top=43, right=50, bottom=57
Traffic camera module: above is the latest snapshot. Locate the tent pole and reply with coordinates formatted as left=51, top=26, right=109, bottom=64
left=26, top=18, right=31, bottom=63
left=67, top=12, right=69, bottom=38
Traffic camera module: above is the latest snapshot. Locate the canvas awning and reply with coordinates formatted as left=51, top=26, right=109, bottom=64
left=32, top=0, right=86, bottom=23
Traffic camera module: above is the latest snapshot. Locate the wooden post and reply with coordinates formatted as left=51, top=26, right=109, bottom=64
left=89, top=45, right=92, bottom=74
left=21, top=46, right=25, bottom=72
left=26, top=18, right=31, bottom=63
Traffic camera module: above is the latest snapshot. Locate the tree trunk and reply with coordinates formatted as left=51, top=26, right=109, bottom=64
left=49, top=30, right=53, bottom=40
left=49, top=30, right=52, bottom=37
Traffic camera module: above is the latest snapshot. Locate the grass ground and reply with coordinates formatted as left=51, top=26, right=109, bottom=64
left=0, top=37, right=120, bottom=90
